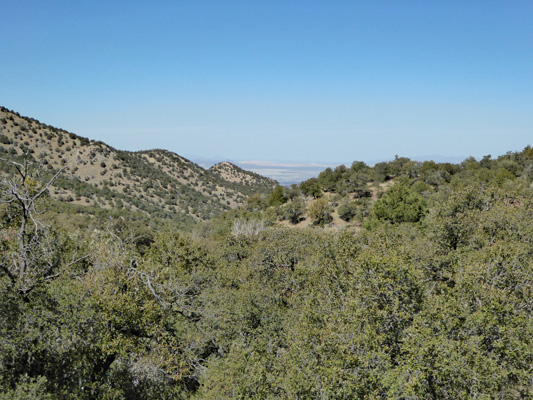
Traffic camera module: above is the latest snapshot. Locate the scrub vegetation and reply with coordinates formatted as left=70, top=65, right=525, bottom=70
left=1, top=107, right=533, bottom=399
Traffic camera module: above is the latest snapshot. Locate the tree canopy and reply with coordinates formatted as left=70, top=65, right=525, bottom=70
left=1, top=147, right=533, bottom=398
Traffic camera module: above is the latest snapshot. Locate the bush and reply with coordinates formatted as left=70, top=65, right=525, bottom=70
left=338, top=202, right=357, bottom=222
left=267, top=186, right=287, bottom=207
left=308, top=198, right=333, bottom=226
left=281, top=200, right=306, bottom=224
left=371, top=183, right=427, bottom=224
left=0, top=134, right=12, bottom=144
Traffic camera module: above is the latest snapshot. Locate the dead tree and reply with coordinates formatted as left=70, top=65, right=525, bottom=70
left=0, top=156, right=83, bottom=296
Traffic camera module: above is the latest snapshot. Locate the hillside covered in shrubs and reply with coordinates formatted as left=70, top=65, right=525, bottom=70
left=0, top=107, right=277, bottom=230
left=1, top=107, right=533, bottom=398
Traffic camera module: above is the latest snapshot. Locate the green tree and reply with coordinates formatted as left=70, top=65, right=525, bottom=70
left=300, top=178, right=322, bottom=198
left=338, top=202, right=356, bottom=221
left=308, top=198, right=332, bottom=226
left=371, top=182, right=427, bottom=224
left=317, top=167, right=337, bottom=192
left=267, top=185, right=286, bottom=207
left=281, top=199, right=306, bottom=224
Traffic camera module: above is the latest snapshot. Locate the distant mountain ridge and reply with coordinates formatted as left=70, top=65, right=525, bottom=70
left=0, top=106, right=278, bottom=225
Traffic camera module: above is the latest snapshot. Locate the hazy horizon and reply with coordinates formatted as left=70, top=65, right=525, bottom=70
left=2, top=1, right=532, bottom=164
left=193, top=154, right=471, bottom=185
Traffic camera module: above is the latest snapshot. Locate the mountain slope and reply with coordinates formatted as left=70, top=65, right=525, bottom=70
left=210, top=161, right=277, bottom=186
left=0, top=107, right=277, bottom=224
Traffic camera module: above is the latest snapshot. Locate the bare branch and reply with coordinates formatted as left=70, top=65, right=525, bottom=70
left=19, top=272, right=62, bottom=297
left=0, top=157, right=26, bottom=180
left=31, top=164, right=67, bottom=203
left=0, top=155, right=72, bottom=294
left=64, top=254, right=89, bottom=270
left=137, top=270, right=169, bottom=306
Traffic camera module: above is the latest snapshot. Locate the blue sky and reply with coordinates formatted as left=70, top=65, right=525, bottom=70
left=2, top=1, right=532, bottom=164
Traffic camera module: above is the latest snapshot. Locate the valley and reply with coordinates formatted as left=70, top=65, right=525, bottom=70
left=1, top=106, right=533, bottom=399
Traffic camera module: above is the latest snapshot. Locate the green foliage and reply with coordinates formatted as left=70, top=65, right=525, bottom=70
left=308, top=197, right=333, bottom=226
left=0, top=135, right=12, bottom=145
left=371, top=182, right=428, bottom=224
left=299, top=177, right=322, bottom=198
left=245, top=193, right=267, bottom=211
left=280, top=199, right=306, bottom=224
left=0, top=375, right=52, bottom=400
left=2, top=108, right=533, bottom=398
left=317, top=167, right=337, bottom=191
left=267, top=185, right=286, bottom=207
left=337, top=201, right=359, bottom=221
left=1, top=173, right=533, bottom=398
left=284, top=184, right=301, bottom=201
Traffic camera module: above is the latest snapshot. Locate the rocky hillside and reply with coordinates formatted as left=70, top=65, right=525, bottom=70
left=0, top=107, right=278, bottom=225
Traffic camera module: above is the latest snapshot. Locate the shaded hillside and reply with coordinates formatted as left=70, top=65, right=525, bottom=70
left=0, top=107, right=277, bottom=226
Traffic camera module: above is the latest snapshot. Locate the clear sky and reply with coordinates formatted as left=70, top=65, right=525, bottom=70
left=2, top=1, right=532, bottom=164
